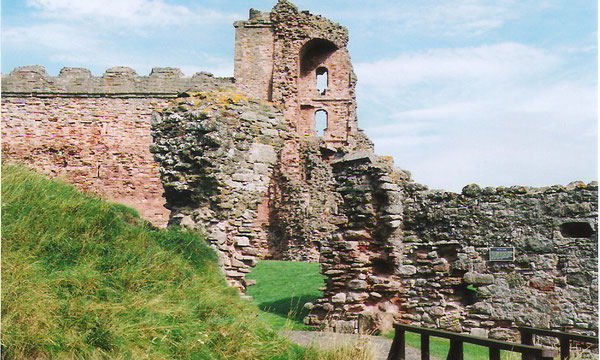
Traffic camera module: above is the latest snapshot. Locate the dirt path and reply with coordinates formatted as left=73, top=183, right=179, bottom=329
left=280, top=330, right=441, bottom=360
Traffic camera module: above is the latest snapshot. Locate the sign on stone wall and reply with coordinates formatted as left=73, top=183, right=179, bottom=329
left=489, top=247, right=515, bottom=261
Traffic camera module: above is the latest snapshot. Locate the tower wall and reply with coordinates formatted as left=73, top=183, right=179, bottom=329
left=233, top=11, right=275, bottom=101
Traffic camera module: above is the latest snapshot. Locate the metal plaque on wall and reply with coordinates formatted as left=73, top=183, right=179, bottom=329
left=489, top=247, right=515, bottom=261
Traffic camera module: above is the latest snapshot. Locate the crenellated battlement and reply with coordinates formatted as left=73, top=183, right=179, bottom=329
left=1, top=65, right=234, bottom=97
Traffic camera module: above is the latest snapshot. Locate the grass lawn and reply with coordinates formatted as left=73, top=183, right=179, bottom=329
left=245, top=260, right=326, bottom=330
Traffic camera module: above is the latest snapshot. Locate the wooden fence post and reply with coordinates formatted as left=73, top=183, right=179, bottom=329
left=387, top=326, right=405, bottom=360
left=559, top=337, right=570, bottom=360
left=489, top=347, right=500, bottom=360
left=421, top=334, right=429, bottom=360
left=447, top=339, right=463, bottom=360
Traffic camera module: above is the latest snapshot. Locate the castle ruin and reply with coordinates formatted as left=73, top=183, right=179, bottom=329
left=2, top=0, right=597, bottom=340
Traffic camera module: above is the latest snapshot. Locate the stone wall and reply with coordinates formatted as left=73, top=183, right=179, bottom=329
left=304, top=153, right=413, bottom=333
left=306, top=168, right=598, bottom=339
left=149, top=91, right=291, bottom=290
left=267, top=138, right=343, bottom=261
left=149, top=90, right=357, bottom=277
left=234, top=10, right=274, bottom=100
left=398, top=182, right=598, bottom=339
left=1, top=65, right=233, bottom=226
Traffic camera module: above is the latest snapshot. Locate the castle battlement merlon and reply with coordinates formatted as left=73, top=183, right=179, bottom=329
left=1, top=65, right=234, bottom=97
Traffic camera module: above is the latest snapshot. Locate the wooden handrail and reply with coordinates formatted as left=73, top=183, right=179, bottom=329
left=519, top=326, right=598, bottom=360
left=388, top=324, right=556, bottom=360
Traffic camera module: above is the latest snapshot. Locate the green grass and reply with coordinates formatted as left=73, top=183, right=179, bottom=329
left=0, top=164, right=366, bottom=359
left=245, top=260, right=326, bottom=330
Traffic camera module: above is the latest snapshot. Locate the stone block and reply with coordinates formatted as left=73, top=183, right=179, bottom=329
left=322, top=303, right=334, bottom=311
left=343, top=229, right=371, bottom=240
left=470, top=328, right=488, bottom=337
left=439, top=314, right=462, bottom=332
left=208, top=228, right=226, bottom=243
left=384, top=204, right=403, bottom=214
left=331, top=292, right=346, bottom=303
left=347, top=292, right=369, bottom=302
left=334, top=320, right=356, bottom=334
left=243, top=278, right=257, bottom=287
left=231, top=258, right=245, bottom=268
left=369, top=292, right=382, bottom=299
left=248, top=143, right=276, bottom=164
left=463, top=272, right=494, bottom=285
left=234, top=236, right=250, bottom=246
left=348, top=279, right=368, bottom=290
left=232, top=172, right=255, bottom=182
left=225, top=270, right=245, bottom=278
left=396, top=265, right=417, bottom=276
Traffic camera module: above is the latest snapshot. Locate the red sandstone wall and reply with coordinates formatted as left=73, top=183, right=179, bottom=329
left=1, top=97, right=170, bottom=227
left=233, top=22, right=274, bottom=100
left=297, top=49, right=354, bottom=143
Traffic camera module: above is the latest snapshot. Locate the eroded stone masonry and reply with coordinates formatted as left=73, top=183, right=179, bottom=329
left=2, top=0, right=597, bottom=341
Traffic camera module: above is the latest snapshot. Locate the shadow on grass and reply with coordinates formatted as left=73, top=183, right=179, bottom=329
left=257, top=295, right=317, bottom=323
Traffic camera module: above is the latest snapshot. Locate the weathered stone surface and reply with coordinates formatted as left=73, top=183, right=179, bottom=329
left=347, top=292, right=369, bottom=302
left=348, top=280, right=368, bottom=290
left=1, top=96, right=172, bottom=227
left=248, top=143, right=277, bottom=164
left=334, top=320, right=356, bottom=334
left=463, top=272, right=495, bottom=285
left=331, top=293, right=347, bottom=303
left=396, top=265, right=417, bottom=276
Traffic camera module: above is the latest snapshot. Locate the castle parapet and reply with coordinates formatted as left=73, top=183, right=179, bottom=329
left=1, top=65, right=234, bottom=97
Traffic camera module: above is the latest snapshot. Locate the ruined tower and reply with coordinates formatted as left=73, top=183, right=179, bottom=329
left=234, top=0, right=361, bottom=151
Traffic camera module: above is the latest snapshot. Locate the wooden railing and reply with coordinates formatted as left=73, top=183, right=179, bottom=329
left=387, top=324, right=556, bottom=360
left=519, top=326, right=598, bottom=360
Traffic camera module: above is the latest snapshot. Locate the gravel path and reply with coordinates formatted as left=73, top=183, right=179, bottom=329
left=280, top=330, right=441, bottom=360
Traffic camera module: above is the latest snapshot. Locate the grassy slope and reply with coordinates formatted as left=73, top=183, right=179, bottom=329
left=245, top=260, right=325, bottom=330
left=1, top=165, right=323, bottom=359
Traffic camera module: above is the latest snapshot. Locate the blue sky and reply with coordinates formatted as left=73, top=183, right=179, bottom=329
left=2, top=0, right=597, bottom=191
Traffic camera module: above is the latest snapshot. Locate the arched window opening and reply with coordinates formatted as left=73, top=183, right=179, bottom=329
left=315, top=110, right=327, bottom=137
left=316, top=67, right=328, bottom=95
left=299, top=39, right=338, bottom=75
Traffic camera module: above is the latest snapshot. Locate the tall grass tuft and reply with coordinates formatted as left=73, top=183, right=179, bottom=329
left=1, top=164, right=373, bottom=359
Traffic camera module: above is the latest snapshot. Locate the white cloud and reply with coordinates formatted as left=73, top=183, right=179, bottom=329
left=356, top=42, right=596, bottom=191
left=356, top=42, right=560, bottom=88
left=401, top=0, right=516, bottom=36
left=2, top=1, right=238, bottom=75
left=26, top=0, right=236, bottom=27
left=335, top=0, right=550, bottom=37
left=2, top=23, right=101, bottom=53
